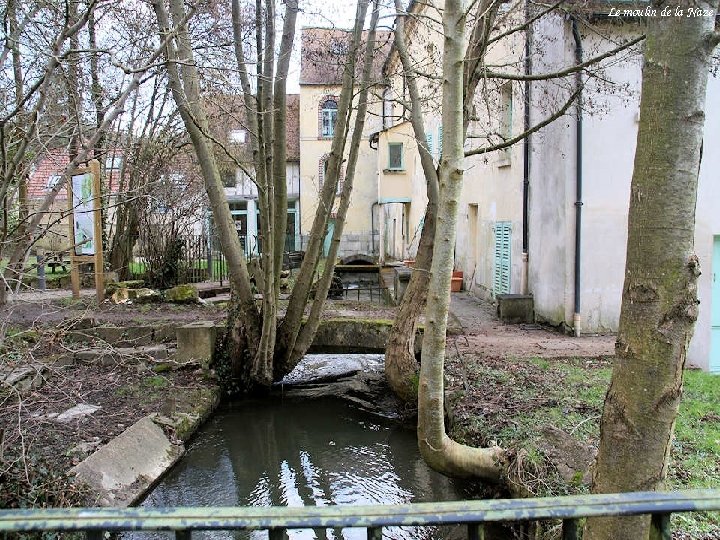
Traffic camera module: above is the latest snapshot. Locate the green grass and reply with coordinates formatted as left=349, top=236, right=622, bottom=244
left=1, top=257, right=71, bottom=284
left=448, top=356, right=720, bottom=535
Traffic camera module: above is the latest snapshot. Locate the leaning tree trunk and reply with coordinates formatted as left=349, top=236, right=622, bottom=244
left=384, top=0, right=441, bottom=403
left=416, top=0, right=506, bottom=481
left=385, top=202, right=436, bottom=402
left=585, top=3, right=719, bottom=539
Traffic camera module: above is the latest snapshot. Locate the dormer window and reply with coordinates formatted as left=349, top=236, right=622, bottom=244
left=321, top=99, right=338, bottom=138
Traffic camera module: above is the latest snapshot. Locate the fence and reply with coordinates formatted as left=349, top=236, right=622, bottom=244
left=125, top=233, right=298, bottom=287
left=1, top=490, right=718, bottom=540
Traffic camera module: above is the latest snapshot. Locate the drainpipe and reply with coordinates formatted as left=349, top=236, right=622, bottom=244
left=521, top=0, right=532, bottom=296
left=571, top=16, right=584, bottom=337
left=371, top=201, right=379, bottom=258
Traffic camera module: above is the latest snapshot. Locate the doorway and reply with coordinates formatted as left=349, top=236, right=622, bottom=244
left=711, top=236, right=720, bottom=372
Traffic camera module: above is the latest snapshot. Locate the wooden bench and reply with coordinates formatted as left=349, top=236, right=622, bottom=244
left=44, top=252, right=68, bottom=273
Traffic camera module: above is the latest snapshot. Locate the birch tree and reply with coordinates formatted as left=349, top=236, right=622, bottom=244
left=585, top=2, right=719, bottom=539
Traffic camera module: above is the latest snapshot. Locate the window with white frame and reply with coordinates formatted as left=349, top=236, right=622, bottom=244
left=387, top=142, right=404, bottom=171
left=321, top=99, right=338, bottom=138
left=105, top=156, right=122, bottom=170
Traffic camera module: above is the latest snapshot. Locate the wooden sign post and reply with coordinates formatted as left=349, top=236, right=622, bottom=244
left=66, top=159, right=105, bottom=303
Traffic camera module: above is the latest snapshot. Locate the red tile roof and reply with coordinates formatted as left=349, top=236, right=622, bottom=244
left=300, top=27, right=392, bottom=85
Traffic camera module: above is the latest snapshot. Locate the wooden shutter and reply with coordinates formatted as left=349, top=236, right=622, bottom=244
left=493, top=221, right=512, bottom=295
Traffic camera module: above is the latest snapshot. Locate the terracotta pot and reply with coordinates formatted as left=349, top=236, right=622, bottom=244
left=452, top=270, right=464, bottom=279
left=451, top=277, right=462, bottom=292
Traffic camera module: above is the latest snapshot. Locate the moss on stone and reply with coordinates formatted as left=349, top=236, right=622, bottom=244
left=164, top=284, right=199, bottom=304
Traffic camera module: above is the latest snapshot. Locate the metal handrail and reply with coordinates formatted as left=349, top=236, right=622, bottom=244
left=1, top=490, right=718, bottom=539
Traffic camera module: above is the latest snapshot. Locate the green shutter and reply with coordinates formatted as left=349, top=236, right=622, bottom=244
left=437, top=126, right=443, bottom=158
left=493, top=221, right=511, bottom=295
left=426, top=133, right=434, bottom=156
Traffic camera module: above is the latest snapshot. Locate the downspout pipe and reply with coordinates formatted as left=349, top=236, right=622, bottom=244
left=371, top=200, right=379, bottom=258
left=521, top=0, right=532, bottom=295
left=571, top=16, right=584, bottom=337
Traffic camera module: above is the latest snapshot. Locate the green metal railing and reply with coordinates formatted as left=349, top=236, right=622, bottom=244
left=1, top=490, right=718, bottom=540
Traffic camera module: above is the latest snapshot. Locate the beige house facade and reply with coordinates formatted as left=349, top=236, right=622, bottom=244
left=374, top=2, right=720, bottom=372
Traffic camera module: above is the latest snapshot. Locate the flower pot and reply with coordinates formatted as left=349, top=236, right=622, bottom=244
left=451, top=277, right=462, bottom=292
left=452, top=270, right=463, bottom=279
left=403, top=259, right=416, bottom=268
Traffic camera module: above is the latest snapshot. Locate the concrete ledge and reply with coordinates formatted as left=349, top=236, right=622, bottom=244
left=175, top=321, right=217, bottom=367
left=72, top=416, right=184, bottom=507
left=496, top=294, right=534, bottom=324
left=308, top=318, right=423, bottom=355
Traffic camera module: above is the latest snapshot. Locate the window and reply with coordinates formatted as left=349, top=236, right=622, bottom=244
left=105, top=156, right=122, bottom=170
left=222, top=170, right=236, bottom=187
left=321, top=99, right=338, bottom=138
left=47, top=174, right=62, bottom=190
left=387, top=142, right=404, bottom=171
left=330, top=40, right=347, bottom=56
left=229, top=129, right=247, bottom=143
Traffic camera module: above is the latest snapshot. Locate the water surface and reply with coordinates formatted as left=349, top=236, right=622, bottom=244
left=135, top=396, right=472, bottom=540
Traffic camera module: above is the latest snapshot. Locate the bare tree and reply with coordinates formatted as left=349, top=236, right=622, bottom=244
left=385, top=0, right=642, bottom=407
left=0, top=0, right=180, bottom=304
left=153, top=0, right=382, bottom=391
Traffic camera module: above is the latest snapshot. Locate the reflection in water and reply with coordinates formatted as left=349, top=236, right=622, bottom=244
left=130, top=398, right=472, bottom=540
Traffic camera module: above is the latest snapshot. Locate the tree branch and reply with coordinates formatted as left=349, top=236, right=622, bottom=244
left=485, top=0, right=566, bottom=47
left=465, top=86, right=581, bottom=157
left=486, top=35, right=644, bottom=81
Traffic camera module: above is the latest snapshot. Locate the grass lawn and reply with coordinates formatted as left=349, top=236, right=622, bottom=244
left=446, top=355, right=720, bottom=537
left=1, top=257, right=71, bottom=286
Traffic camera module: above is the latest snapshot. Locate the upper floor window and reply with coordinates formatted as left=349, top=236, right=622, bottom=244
left=387, top=142, right=404, bottom=171
left=321, top=99, right=338, bottom=138
left=47, top=174, right=62, bottom=190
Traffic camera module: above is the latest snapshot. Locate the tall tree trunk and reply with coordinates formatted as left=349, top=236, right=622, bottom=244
left=385, top=0, right=499, bottom=403
left=585, top=3, right=719, bottom=539
left=416, top=0, right=506, bottom=481
left=385, top=0, right=440, bottom=403
left=281, top=0, right=380, bottom=373
left=154, top=0, right=263, bottom=386
left=274, top=0, right=370, bottom=374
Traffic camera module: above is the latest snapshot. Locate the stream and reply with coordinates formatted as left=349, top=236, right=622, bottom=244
left=131, top=394, right=476, bottom=540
